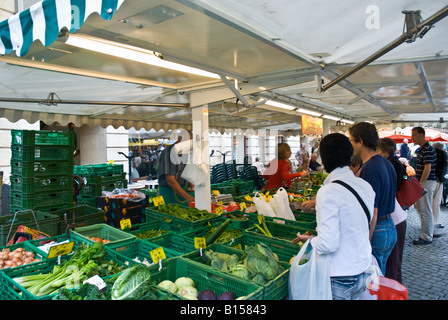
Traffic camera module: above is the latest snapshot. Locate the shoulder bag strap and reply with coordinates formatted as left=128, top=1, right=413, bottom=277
left=332, top=180, right=371, bottom=226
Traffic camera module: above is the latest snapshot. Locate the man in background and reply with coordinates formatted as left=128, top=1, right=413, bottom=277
left=411, top=127, right=437, bottom=245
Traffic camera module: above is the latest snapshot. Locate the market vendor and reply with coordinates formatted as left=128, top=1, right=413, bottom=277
left=263, top=143, right=309, bottom=189
left=157, top=132, right=195, bottom=205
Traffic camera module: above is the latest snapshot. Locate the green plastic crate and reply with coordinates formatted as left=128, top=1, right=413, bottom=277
left=79, top=179, right=127, bottom=198
left=126, top=219, right=175, bottom=241
left=211, top=183, right=238, bottom=196
left=222, top=210, right=251, bottom=229
left=10, top=175, right=73, bottom=194
left=248, top=212, right=317, bottom=230
left=109, top=238, right=183, bottom=265
left=11, top=130, right=75, bottom=147
left=148, top=232, right=197, bottom=254
left=146, top=206, right=220, bottom=232
left=148, top=257, right=264, bottom=300
left=11, top=145, right=74, bottom=162
left=74, top=163, right=124, bottom=177
left=0, top=247, right=137, bottom=300
left=182, top=244, right=290, bottom=300
left=10, top=160, right=74, bottom=178
left=0, top=241, right=48, bottom=269
left=37, top=205, right=105, bottom=235
left=227, top=233, right=300, bottom=263
left=180, top=222, right=244, bottom=247
left=245, top=220, right=316, bottom=243
left=10, top=190, right=74, bottom=209
left=0, top=210, right=59, bottom=247
left=70, top=223, right=136, bottom=248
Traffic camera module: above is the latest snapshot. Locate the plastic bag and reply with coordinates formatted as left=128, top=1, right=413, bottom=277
left=7, top=225, right=50, bottom=246
left=361, top=255, right=408, bottom=300
left=368, top=276, right=408, bottom=300
left=289, top=239, right=332, bottom=300
left=101, top=188, right=146, bottom=202
left=252, top=192, right=276, bottom=217
left=270, top=187, right=296, bottom=221
left=181, top=163, right=208, bottom=186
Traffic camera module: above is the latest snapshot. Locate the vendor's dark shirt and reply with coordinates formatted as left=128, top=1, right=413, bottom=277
left=157, top=143, right=187, bottom=187
left=309, top=160, right=321, bottom=171
left=415, top=142, right=437, bottom=181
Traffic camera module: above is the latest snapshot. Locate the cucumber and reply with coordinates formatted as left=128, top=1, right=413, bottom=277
left=205, top=219, right=232, bottom=245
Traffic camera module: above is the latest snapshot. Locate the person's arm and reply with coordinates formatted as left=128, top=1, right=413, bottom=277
left=420, top=163, right=431, bottom=183
left=369, top=208, right=378, bottom=240
left=165, top=174, right=195, bottom=203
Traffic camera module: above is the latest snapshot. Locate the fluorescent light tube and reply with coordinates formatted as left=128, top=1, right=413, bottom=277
left=341, top=119, right=355, bottom=124
left=265, top=100, right=296, bottom=110
left=65, top=34, right=220, bottom=79
left=297, top=108, right=322, bottom=117
left=323, top=114, right=340, bottom=121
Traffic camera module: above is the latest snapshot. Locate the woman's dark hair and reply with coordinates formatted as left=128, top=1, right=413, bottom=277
left=348, top=122, right=379, bottom=150
left=378, top=138, right=396, bottom=157
left=320, top=133, right=353, bottom=173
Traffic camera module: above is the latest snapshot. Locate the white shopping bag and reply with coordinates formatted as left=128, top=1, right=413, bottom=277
left=270, top=187, right=296, bottom=221
left=252, top=192, right=277, bottom=218
left=289, top=239, right=332, bottom=300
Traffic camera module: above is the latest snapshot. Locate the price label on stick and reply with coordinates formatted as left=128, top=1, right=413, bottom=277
left=120, top=218, right=132, bottom=230
left=150, top=247, right=166, bottom=264
left=153, top=196, right=165, bottom=207
left=47, top=241, right=75, bottom=259
left=194, top=237, right=206, bottom=249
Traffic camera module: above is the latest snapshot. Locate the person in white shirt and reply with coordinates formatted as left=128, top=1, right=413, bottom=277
left=252, top=157, right=265, bottom=174
left=295, top=133, right=375, bottom=300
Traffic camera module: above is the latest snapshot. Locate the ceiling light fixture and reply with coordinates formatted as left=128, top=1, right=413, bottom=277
left=265, top=100, right=296, bottom=111
left=322, top=114, right=340, bottom=121
left=297, top=108, right=322, bottom=117
left=340, top=119, right=355, bottom=124
left=65, top=34, right=220, bottom=79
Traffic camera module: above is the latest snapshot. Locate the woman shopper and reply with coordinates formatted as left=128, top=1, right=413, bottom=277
left=377, top=137, right=408, bottom=284
left=263, top=143, right=309, bottom=189
left=295, top=133, right=375, bottom=300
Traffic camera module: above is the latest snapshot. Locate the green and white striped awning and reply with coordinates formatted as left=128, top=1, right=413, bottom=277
left=0, top=0, right=125, bottom=57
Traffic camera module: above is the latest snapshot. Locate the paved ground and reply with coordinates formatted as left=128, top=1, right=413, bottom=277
left=402, top=205, right=448, bottom=300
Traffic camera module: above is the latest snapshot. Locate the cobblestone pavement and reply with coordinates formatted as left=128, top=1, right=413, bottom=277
left=402, top=205, right=448, bottom=300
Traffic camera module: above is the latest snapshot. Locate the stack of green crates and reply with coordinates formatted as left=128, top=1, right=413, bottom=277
left=10, top=130, right=75, bottom=214
left=74, top=163, right=126, bottom=206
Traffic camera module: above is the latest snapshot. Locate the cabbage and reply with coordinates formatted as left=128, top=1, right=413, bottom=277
left=182, top=294, right=198, bottom=300
left=198, top=290, right=217, bottom=300
left=175, top=277, right=194, bottom=290
left=178, top=285, right=198, bottom=298
left=157, top=280, right=177, bottom=293
left=246, top=243, right=280, bottom=284
left=218, top=291, right=236, bottom=300
left=111, top=265, right=152, bottom=300
left=228, top=264, right=249, bottom=279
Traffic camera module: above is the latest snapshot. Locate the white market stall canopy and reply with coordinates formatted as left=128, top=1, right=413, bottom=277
left=1, top=0, right=448, bottom=132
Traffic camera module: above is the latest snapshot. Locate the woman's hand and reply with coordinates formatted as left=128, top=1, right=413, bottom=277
left=292, top=231, right=313, bottom=244
left=301, top=199, right=316, bottom=210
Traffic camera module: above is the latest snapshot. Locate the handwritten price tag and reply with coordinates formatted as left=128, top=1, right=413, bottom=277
left=47, top=241, right=75, bottom=259
left=150, top=247, right=166, bottom=263
left=194, top=237, right=206, bottom=249
left=215, top=206, right=223, bottom=215
left=120, top=218, right=132, bottom=230
left=152, top=196, right=165, bottom=207
left=239, top=202, right=247, bottom=211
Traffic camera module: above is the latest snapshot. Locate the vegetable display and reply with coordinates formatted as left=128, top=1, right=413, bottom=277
left=155, top=204, right=217, bottom=222
left=111, top=264, right=153, bottom=300
left=134, top=229, right=168, bottom=240
left=0, top=247, right=41, bottom=269
left=204, top=226, right=242, bottom=245
left=13, top=242, right=124, bottom=297
left=200, top=244, right=284, bottom=286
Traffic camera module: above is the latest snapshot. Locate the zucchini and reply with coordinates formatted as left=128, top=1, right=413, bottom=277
left=205, top=219, right=232, bottom=245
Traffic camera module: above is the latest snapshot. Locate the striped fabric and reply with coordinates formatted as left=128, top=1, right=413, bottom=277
left=0, top=0, right=126, bottom=57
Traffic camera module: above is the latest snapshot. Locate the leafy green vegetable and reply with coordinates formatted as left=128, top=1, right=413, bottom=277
left=156, top=204, right=216, bottom=221
left=111, top=264, right=153, bottom=300
left=245, top=243, right=280, bottom=285
left=13, top=242, right=123, bottom=298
